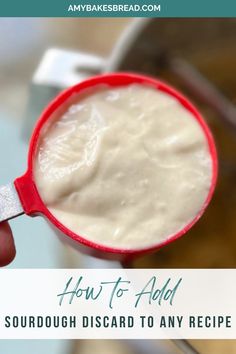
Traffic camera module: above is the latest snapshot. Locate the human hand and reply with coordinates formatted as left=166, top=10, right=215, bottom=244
left=0, top=222, right=16, bottom=266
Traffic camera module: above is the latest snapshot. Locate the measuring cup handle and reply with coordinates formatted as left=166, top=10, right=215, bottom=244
left=0, top=183, right=24, bottom=222
left=14, top=172, right=46, bottom=217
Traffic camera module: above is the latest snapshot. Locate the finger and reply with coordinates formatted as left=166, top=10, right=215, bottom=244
left=0, top=222, right=16, bottom=266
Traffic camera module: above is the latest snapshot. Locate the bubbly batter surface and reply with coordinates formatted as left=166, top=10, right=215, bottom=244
left=34, top=84, right=212, bottom=249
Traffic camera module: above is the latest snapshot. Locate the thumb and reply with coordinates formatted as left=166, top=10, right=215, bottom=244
left=0, top=222, right=16, bottom=267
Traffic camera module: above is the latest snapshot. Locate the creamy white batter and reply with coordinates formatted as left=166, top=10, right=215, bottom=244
left=34, top=84, right=212, bottom=249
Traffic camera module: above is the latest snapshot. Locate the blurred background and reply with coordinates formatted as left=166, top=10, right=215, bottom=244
left=1, top=17, right=236, bottom=354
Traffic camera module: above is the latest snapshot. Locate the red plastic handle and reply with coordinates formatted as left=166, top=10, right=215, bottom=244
left=14, top=171, right=47, bottom=216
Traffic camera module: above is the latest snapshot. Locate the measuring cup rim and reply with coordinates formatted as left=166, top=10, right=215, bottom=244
left=18, top=72, right=218, bottom=256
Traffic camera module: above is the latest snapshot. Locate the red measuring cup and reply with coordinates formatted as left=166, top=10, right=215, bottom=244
left=1, top=73, right=218, bottom=260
